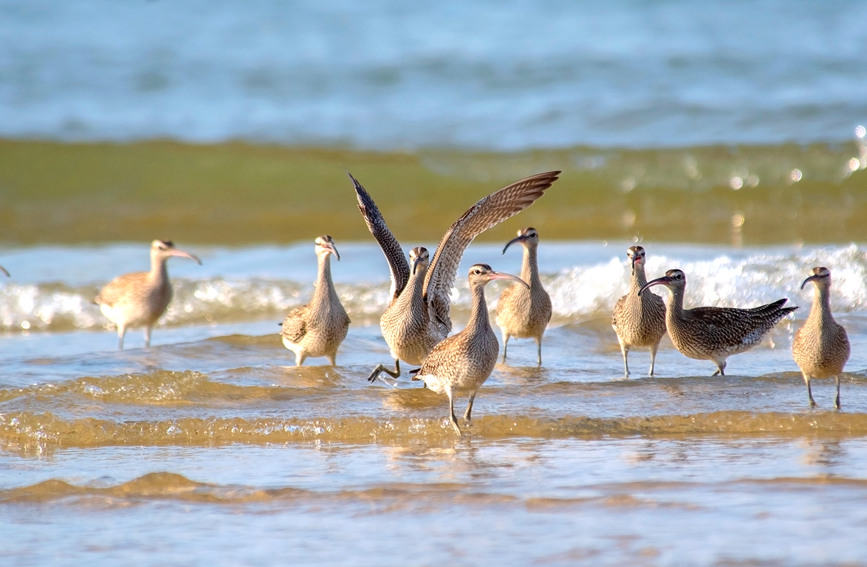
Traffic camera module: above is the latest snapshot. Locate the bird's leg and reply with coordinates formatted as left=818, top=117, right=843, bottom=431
left=502, top=336, right=510, bottom=362
left=117, top=325, right=127, bottom=351
left=448, top=389, right=463, bottom=437
left=367, top=359, right=401, bottom=385
left=295, top=353, right=306, bottom=367
left=464, top=391, right=478, bottom=423
left=804, top=374, right=817, bottom=408
left=144, top=325, right=152, bottom=348
left=535, top=338, right=543, bottom=367
left=712, top=361, right=726, bottom=377
left=834, top=375, right=841, bottom=410
left=648, top=344, right=659, bottom=376
left=620, top=343, right=630, bottom=377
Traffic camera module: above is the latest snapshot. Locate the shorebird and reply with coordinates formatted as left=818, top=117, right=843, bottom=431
left=351, top=170, right=560, bottom=384
left=412, top=264, right=526, bottom=436
left=495, top=227, right=552, bottom=365
left=612, top=245, right=666, bottom=376
left=280, top=235, right=351, bottom=366
left=638, top=269, right=796, bottom=376
left=792, top=267, right=850, bottom=409
left=95, top=239, right=201, bottom=350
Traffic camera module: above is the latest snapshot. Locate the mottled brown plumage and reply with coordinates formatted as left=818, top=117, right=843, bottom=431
left=350, top=171, right=560, bottom=384
left=495, top=227, right=552, bottom=365
left=639, top=269, right=797, bottom=376
left=95, top=240, right=201, bottom=350
left=612, top=246, right=667, bottom=376
left=792, top=267, right=850, bottom=409
left=371, top=247, right=442, bottom=381
left=412, top=264, right=526, bottom=436
left=280, top=235, right=351, bottom=366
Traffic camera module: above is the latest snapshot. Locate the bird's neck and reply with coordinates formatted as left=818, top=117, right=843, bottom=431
left=663, top=286, right=686, bottom=322
left=629, top=264, right=649, bottom=293
left=465, top=283, right=491, bottom=334
left=404, top=267, right=427, bottom=304
left=521, top=245, right=542, bottom=288
left=392, top=266, right=428, bottom=321
left=149, top=257, right=169, bottom=284
left=312, top=255, right=338, bottom=307
left=808, top=285, right=834, bottom=325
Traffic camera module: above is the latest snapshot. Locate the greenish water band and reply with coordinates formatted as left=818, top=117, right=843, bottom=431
left=1, top=139, right=864, bottom=245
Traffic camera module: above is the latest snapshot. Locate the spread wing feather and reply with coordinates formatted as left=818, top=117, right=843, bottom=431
left=349, top=173, right=410, bottom=304
left=423, top=170, right=561, bottom=331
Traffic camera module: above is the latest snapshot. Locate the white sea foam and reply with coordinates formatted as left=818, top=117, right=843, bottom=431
left=2, top=243, right=864, bottom=334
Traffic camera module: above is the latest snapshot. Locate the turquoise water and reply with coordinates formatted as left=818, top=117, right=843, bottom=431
left=2, top=0, right=865, bottom=149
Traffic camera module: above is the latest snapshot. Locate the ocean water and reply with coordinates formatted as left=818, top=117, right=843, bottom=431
left=3, top=0, right=867, bottom=565
left=1, top=0, right=866, bottom=149
left=3, top=241, right=867, bottom=565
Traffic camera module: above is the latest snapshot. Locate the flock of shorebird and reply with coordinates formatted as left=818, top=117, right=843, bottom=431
left=68, top=170, right=850, bottom=436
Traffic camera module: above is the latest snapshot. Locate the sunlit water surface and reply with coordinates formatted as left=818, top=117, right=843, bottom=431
left=1, top=242, right=867, bottom=565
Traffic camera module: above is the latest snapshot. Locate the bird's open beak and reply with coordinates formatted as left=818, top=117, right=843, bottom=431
left=502, top=235, right=527, bottom=255
left=638, top=275, right=669, bottom=296
left=171, top=249, right=203, bottom=265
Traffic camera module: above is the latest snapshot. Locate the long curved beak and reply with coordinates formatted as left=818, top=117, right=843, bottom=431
left=800, top=275, right=819, bottom=290
left=171, top=249, right=203, bottom=265
left=502, top=235, right=526, bottom=255
left=489, top=271, right=529, bottom=289
left=637, top=275, right=669, bottom=296
left=630, top=255, right=637, bottom=274
left=411, top=254, right=423, bottom=275
left=325, top=243, right=341, bottom=261
left=0, top=265, right=8, bottom=277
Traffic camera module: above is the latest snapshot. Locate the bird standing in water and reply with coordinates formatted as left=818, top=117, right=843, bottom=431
left=351, top=171, right=560, bottom=384
left=495, top=227, right=552, bottom=365
left=280, top=235, right=351, bottom=366
left=639, top=269, right=796, bottom=376
left=95, top=239, right=201, bottom=350
left=412, top=264, right=527, bottom=436
left=792, top=267, right=850, bottom=409
left=612, top=245, right=666, bottom=376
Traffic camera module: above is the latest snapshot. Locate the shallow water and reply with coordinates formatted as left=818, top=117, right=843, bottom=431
left=2, top=241, right=867, bottom=565
left=4, top=0, right=867, bottom=563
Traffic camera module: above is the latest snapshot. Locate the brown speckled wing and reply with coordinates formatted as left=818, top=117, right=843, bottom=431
left=423, top=170, right=561, bottom=332
left=349, top=173, right=409, bottom=304
left=281, top=306, right=309, bottom=343
left=689, top=302, right=796, bottom=348
left=94, top=272, right=147, bottom=307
